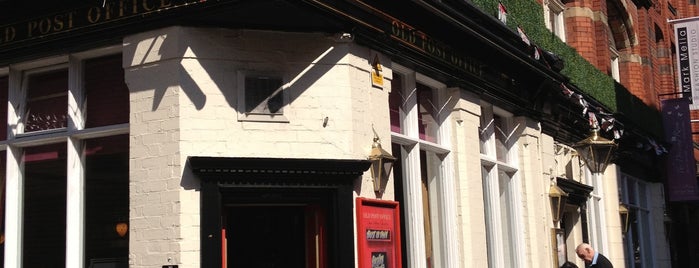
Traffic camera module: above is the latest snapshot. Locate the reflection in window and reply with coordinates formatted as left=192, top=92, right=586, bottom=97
left=22, top=143, right=67, bottom=267
left=24, top=69, right=68, bottom=133
left=0, top=76, right=7, bottom=140
left=85, top=55, right=129, bottom=128
left=417, top=83, right=437, bottom=143
left=389, top=74, right=403, bottom=134
left=85, top=135, right=129, bottom=265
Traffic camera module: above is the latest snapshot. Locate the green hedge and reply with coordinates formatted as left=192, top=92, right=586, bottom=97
left=471, top=0, right=664, bottom=137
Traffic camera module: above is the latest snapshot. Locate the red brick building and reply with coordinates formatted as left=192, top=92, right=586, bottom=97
left=556, top=0, right=699, bottom=266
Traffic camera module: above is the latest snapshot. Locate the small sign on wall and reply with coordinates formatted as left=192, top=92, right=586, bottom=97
left=371, top=55, right=384, bottom=88
left=356, top=198, right=401, bottom=268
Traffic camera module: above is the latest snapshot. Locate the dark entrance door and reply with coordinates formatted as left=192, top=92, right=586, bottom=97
left=192, top=157, right=369, bottom=268
left=224, top=205, right=319, bottom=268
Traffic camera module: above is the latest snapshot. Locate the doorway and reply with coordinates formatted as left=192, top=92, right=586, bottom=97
left=224, top=204, right=325, bottom=268
left=192, top=156, right=369, bottom=268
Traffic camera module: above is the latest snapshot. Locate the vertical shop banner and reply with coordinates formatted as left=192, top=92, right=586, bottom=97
left=662, top=98, right=699, bottom=201
left=674, top=18, right=699, bottom=109
left=356, top=198, right=401, bottom=268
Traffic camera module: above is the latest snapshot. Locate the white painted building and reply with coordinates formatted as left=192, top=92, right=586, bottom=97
left=0, top=1, right=672, bottom=268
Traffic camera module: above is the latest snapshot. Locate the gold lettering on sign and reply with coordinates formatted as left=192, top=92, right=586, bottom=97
left=0, top=0, right=207, bottom=47
left=161, top=0, right=174, bottom=8
left=0, top=26, right=16, bottom=44
left=87, top=7, right=101, bottom=23
left=27, top=11, right=75, bottom=37
left=143, top=0, right=155, bottom=11
left=389, top=19, right=482, bottom=78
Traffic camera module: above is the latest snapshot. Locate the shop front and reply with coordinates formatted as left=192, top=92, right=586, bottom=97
left=0, top=1, right=669, bottom=268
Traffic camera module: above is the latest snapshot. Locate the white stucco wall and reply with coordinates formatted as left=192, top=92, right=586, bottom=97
left=123, top=27, right=392, bottom=267
left=119, top=25, right=644, bottom=268
left=449, top=89, right=489, bottom=267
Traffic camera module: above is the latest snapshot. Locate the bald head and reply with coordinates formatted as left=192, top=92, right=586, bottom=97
left=575, top=243, right=596, bottom=263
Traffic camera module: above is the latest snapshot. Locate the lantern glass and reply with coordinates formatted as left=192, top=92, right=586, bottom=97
left=549, top=185, right=568, bottom=223
left=619, top=204, right=630, bottom=234
left=369, top=140, right=396, bottom=192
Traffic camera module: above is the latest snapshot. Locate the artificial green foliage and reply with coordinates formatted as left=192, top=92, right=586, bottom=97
left=470, top=0, right=665, bottom=138
left=471, top=0, right=618, bottom=110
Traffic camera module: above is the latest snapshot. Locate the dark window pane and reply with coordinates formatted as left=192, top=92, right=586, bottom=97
left=0, top=152, right=5, bottom=268
left=0, top=76, right=7, bottom=140
left=25, top=70, right=68, bottom=133
left=245, top=76, right=283, bottom=114
left=23, top=143, right=67, bottom=267
left=417, top=83, right=436, bottom=143
left=389, top=74, right=402, bottom=134
left=85, top=135, right=129, bottom=266
left=85, top=54, right=129, bottom=127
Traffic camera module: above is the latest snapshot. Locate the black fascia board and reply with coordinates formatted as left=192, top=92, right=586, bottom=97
left=412, top=0, right=569, bottom=84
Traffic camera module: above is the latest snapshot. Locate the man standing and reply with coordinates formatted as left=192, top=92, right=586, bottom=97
left=575, top=243, right=613, bottom=268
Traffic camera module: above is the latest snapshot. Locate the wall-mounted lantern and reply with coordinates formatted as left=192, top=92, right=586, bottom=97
left=549, top=184, right=569, bottom=224
left=368, top=130, right=396, bottom=193
left=619, top=204, right=630, bottom=234
left=573, top=128, right=617, bottom=174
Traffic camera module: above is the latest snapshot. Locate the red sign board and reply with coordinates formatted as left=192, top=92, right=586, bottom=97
left=356, top=198, right=402, bottom=268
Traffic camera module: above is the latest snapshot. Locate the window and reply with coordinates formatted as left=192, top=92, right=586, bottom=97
left=479, top=104, right=524, bottom=268
left=584, top=168, right=609, bottom=254
left=390, top=66, right=459, bottom=268
left=2, top=47, right=129, bottom=268
left=237, top=71, right=289, bottom=122
left=611, top=48, right=620, bottom=82
left=22, top=143, right=67, bottom=266
left=544, top=0, right=567, bottom=42
left=0, top=74, right=7, bottom=267
left=23, top=68, right=68, bottom=133
left=619, top=174, right=661, bottom=268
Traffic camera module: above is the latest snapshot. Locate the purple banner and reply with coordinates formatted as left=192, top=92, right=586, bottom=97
left=662, top=98, right=699, bottom=201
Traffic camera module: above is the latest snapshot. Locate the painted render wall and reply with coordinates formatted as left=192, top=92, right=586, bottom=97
left=123, top=27, right=393, bottom=267
left=120, top=25, right=639, bottom=268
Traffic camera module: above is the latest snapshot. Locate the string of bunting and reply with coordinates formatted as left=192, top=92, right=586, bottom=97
left=497, top=1, right=667, bottom=156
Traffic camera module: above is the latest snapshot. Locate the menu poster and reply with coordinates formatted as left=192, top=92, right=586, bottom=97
left=371, top=252, right=387, bottom=268
left=356, top=198, right=401, bottom=268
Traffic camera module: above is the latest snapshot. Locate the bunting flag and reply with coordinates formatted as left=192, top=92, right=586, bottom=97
left=517, top=26, right=530, bottom=46
left=532, top=45, right=541, bottom=61
left=600, top=116, right=615, bottom=131
left=507, top=13, right=669, bottom=156
left=498, top=2, right=507, bottom=24
left=560, top=83, right=574, bottom=97
left=613, top=129, right=623, bottom=140
left=587, top=111, right=599, bottom=129
left=577, top=95, right=588, bottom=115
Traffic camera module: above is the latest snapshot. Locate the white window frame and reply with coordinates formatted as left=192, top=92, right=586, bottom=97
left=390, top=63, right=459, bottom=268
left=3, top=45, right=129, bottom=268
left=236, top=70, right=290, bottom=123
left=618, top=173, right=658, bottom=268
left=479, top=104, right=525, bottom=268
left=584, top=168, right=609, bottom=255
left=610, top=47, right=620, bottom=82
left=544, top=0, right=567, bottom=42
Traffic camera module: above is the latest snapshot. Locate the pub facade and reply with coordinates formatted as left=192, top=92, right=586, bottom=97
left=0, top=0, right=672, bottom=267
